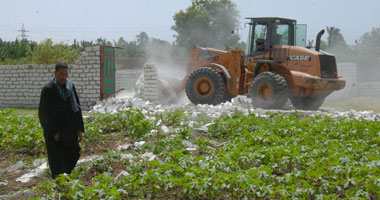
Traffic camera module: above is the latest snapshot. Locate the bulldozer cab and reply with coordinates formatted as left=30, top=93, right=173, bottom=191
left=246, top=17, right=307, bottom=55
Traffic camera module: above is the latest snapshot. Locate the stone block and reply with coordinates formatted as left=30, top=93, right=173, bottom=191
left=86, top=46, right=95, bottom=51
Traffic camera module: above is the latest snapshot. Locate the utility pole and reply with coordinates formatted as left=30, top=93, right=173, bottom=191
left=18, top=23, right=29, bottom=40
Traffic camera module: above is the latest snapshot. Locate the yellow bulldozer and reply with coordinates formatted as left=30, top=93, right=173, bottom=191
left=172, top=17, right=346, bottom=110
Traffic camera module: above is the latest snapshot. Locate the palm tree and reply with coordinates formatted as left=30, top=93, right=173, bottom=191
left=326, top=26, right=347, bottom=48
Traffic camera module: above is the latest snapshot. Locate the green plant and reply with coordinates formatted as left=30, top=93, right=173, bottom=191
left=162, top=109, right=185, bottom=126
left=18, top=109, right=380, bottom=199
left=85, top=109, right=152, bottom=140
left=178, top=125, right=192, bottom=139
left=0, top=109, right=44, bottom=152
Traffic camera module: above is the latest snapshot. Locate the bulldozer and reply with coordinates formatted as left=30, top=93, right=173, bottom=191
left=173, top=17, right=346, bottom=110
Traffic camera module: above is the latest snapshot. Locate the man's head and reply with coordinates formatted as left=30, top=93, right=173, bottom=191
left=54, top=62, right=69, bottom=85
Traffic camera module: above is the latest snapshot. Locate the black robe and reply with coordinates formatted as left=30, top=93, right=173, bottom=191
left=38, top=80, right=85, bottom=179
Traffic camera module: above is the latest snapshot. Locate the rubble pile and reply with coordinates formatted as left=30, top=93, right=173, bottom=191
left=90, top=95, right=380, bottom=121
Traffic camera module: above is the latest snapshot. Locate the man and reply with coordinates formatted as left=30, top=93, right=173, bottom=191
left=38, top=62, right=84, bottom=179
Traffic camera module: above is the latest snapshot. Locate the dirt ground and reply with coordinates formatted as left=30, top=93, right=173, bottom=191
left=0, top=134, right=126, bottom=197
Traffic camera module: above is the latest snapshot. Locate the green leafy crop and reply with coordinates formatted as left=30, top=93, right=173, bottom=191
left=4, top=108, right=380, bottom=199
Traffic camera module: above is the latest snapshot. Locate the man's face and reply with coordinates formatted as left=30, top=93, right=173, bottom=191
left=54, top=68, right=68, bottom=85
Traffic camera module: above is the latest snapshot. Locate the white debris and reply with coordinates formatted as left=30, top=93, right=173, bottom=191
left=188, top=121, right=196, bottom=127
left=33, top=158, right=46, bottom=167
left=4, top=161, right=25, bottom=173
left=0, top=180, right=8, bottom=186
left=89, top=95, right=380, bottom=122
left=16, top=162, right=48, bottom=183
left=182, top=140, right=197, bottom=148
left=194, top=127, right=208, bottom=133
left=204, top=123, right=214, bottom=127
left=161, top=125, right=170, bottom=133
left=16, top=155, right=101, bottom=183
left=156, top=119, right=162, bottom=126
left=78, top=155, right=102, bottom=164
left=120, top=154, right=134, bottom=160
left=134, top=141, right=146, bottom=148
left=141, top=152, right=157, bottom=161
left=116, top=170, right=130, bottom=179
left=186, top=148, right=197, bottom=152
left=116, top=144, right=132, bottom=151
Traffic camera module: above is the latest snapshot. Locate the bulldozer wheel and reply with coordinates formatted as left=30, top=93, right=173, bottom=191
left=290, top=96, right=325, bottom=110
left=222, top=93, right=235, bottom=103
left=186, top=67, right=225, bottom=105
left=250, top=72, right=288, bottom=109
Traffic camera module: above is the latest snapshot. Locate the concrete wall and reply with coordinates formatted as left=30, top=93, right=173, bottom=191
left=0, top=46, right=101, bottom=110
left=328, top=62, right=380, bottom=100
left=143, top=63, right=158, bottom=102
left=115, top=69, right=142, bottom=92
left=356, top=82, right=380, bottom=98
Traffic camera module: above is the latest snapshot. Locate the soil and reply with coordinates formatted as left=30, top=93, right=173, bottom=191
left=0, top=134, right=128, bottom=197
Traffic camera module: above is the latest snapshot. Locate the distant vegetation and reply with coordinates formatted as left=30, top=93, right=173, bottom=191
left=0, top=32, right=186, bottom=65
left=309, top=26, right=380, bottom=62
left=172, top=0, right=241, bottom=51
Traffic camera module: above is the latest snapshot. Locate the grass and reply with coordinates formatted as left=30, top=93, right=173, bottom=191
left=0, top=108, right=92, bottom=117
left=0, top=108, right=38, bottom=116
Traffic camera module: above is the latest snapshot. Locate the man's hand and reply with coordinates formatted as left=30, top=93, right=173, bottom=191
left=78, top=131, right=83, bottom=143
left=54, top=133, right=60, bottom=141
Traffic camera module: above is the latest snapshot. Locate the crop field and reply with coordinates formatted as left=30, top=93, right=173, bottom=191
left=0, top=108, right=380, bottom=199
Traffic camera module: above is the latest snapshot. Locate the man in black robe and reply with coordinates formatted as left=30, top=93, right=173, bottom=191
left=38, top=62, right=85, bottom=179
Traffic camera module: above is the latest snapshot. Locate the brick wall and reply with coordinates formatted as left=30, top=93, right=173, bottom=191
left=356, top=82, right=380, bottom=98
left=115, top=69, right=142, bottom=92
left=328, top=63, right=380, bottom=100
left=143, top=63, right=158, bottom=102
left=0, top=46, right=101, bottom=110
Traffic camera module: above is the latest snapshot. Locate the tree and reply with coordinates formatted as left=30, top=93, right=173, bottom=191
left=30, top=39, right=80, bottom=64
left=146, top=38, right=171, bottom=58
left=325, top=26, right=353, bottom=61
left=326, top=26, right=347, bottom=49
left=95, top=37, right=112, bottom=46
left=113, top=37, right=139, bottom=58
left=0, top=38, right=37, bottom=64
left=71, top=39, right=94, bottom=51
left=136, top=32, right=149, bottom=57
left=354, top=26, right=380, bottom=58
left=172, top=0, right=240, bottom=51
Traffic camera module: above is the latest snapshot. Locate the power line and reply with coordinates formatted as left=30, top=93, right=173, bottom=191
left=18, top=23, right=29, bottom=39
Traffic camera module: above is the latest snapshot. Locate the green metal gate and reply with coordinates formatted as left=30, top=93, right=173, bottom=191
left=100, top=46, right=116, bottom=99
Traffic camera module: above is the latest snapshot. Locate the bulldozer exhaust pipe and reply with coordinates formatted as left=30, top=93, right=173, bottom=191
left=315, top=29, right=325, bottom=52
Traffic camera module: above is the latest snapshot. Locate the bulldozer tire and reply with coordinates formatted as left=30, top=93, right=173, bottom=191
left=222, top=93, right=235, bottom=103
left=250, top=72, right=288, bottom=109
left=186, top=67, right=225, bottom=105
left=290, top=96, right=325, bottom=110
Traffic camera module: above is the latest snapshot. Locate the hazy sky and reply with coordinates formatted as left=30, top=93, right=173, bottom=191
left=1, top=0, right=379, bottom=45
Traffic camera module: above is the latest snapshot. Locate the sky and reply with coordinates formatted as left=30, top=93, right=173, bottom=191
left=1, top=0, right=379, bottom=45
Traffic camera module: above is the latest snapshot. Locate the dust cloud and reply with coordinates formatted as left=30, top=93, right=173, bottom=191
left=322, top=37, right=380, bottom=112
left=144, top=40, right=189, bottom=105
